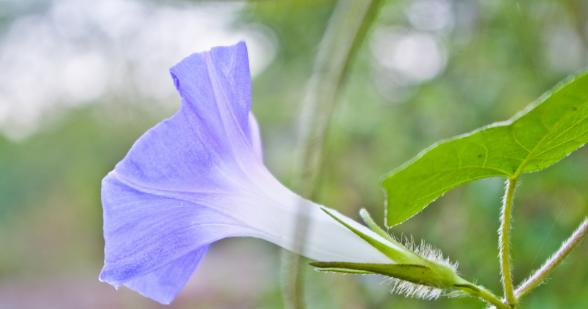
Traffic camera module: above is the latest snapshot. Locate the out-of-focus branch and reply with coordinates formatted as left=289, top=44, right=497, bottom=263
left=281, top=0, right=382, bottom=308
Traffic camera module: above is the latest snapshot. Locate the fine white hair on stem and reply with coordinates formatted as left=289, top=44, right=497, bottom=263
left=400, top=235, right=459, bottom=271
left=381, top=236, right=458, bottom=300
left=384, top=276, right=443, bottom=300
left=515, top=217, right=588, bottom=298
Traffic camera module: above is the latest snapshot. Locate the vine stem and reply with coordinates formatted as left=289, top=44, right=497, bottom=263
left=456, top=280, right=510, bottom=309
left=281, top=1, right=382, bottom=308
left=499, top=177, right=518, bottom=307
left=477, top=287, right=510, bottom=309
left=515, top=217, right=588, bottom=298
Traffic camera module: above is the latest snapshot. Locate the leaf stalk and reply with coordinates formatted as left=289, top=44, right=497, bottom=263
left=499, top=177, right=518, bottom=307
left=455, top=281, right=510, bottom=309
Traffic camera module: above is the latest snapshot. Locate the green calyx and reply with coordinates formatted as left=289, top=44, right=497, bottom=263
left=319, top=207, right=420, bottom=264
left=311, top=261, right=465, bottom=289
left=314, top=208, right=465, bottom=290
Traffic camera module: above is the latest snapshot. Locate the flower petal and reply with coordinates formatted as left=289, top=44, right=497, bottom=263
left=115, top=41, right=258, bottom=193
left=100, top=42, right=264, bottom=303
left=99, top=42, right=392, bottom=305
left=124, top=247, right=208, bottom=305
left=248, top=113, right=263, bottom=161
left=99, top=174, right=261, bottom=303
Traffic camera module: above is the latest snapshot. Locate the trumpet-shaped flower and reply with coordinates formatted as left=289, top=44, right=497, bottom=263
left=99, top=42, right=416, bottom=304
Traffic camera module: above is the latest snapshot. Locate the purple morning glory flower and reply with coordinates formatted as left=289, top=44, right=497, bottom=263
left=99, top=42, right=396, bottom=304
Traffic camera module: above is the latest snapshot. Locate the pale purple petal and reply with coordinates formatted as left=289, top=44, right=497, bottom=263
left=115, top=41, right=259, bottom=193
left=98, top=175, right=257, bottom=294
left=100, top=42, right=263, bottom=303
left=248, top=113, right=263, bottom=161
left=100, top=42, right=392, bottom=305
left=124, top=248, right=208, bottom=305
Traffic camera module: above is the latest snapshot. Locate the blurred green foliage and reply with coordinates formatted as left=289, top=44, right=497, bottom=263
left=1, top=0, right=587, bottom=308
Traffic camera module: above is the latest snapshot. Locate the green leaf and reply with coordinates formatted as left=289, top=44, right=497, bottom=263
left=382, top=72, right=588, bottom=226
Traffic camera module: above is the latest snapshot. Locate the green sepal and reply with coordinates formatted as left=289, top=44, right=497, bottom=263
left=311, top=266, right=374, bottom=275
left=320, top=207, right=418, bottom=263
left=310, top=261, right=462, bottom=289
left=358, top=208, right=401, bottom=245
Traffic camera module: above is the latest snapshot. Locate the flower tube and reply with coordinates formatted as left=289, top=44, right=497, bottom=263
left=99, top=42, right=413, bottom=304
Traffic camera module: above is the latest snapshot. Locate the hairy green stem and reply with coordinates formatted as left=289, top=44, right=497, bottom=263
left=499, top=178, right=518, bottom=307
left=281, top=1, right=382, bottom=308
left=456, top=281, right=510, bottom=309
left=476, top=286, right=510, bottom=309
left=515, top=217, right=588, bottom=299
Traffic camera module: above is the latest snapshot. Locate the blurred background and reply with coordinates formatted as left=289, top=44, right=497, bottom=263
left=1, top=0, right=587, bottom=308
